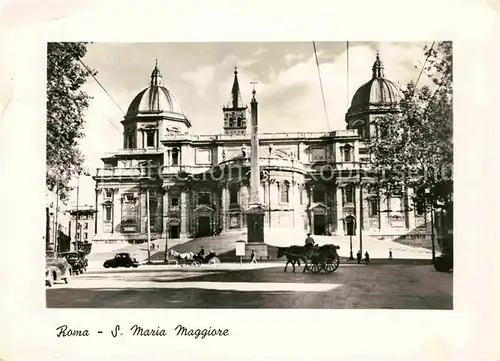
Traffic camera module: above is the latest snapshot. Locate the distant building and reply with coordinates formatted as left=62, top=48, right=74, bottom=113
left=45, top=189, right=71, bottom=254
left=93, top=54, right=425, bottom=244
left=68, top=205, right=96, bottom=250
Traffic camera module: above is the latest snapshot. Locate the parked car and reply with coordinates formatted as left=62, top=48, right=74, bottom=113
left=59, top=251, right=87, bottom=275
left=103, top=252, right=139, bottom=268
left=46, top=257, right=71, bottom=287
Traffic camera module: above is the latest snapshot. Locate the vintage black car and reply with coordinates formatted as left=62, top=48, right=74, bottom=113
left=103, top=252, right=140, bottom=268
left=46, top=256, right=71, bottom=287
left=60, top=251, right=87, bottom=275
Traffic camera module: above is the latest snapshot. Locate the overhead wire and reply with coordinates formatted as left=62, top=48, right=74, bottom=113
left=77, top=58, right=124, bottom=132
left=312, top=41, right=331, bottom=132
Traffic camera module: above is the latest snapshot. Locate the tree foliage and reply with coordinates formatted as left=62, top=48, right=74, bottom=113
left=368, top=41, right=453, bottom=209
left=46, top=42, right=95, bottom=201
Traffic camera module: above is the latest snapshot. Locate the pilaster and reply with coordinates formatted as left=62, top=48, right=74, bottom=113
left=180, top=189, right=188, bottom=235
left=113, top=190, right=121, bottom=234
left=336, top=185, right=344, bottom=235
left=221, top=184, right=229, bottom=230
left=162, top=188, right=169, bottom=236
left=355, top=184, right=361, bottom=234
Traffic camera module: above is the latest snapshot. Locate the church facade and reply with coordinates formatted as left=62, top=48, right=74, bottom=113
left=93, top=54, right=424, bottom=244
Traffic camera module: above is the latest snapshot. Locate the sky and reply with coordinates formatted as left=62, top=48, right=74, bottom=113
left=68, top=41, right=435, bottom=208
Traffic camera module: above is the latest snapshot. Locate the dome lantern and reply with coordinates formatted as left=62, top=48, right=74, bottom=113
left=150, top=59, right=163, bottom=86
left=371, top=51, right=385, bottom=79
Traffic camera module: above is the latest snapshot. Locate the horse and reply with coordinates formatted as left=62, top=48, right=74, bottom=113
left=169, top=250, right=195, bottom=266
left=277, top=246, right=309, bottom=272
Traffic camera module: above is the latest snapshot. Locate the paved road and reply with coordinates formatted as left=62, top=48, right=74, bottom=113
left=46, top=263, right=452, bottom=309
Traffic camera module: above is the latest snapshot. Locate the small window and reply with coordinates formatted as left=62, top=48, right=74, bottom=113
left=146, top=131, right=155, bottom=147
left=312, top=188, right=324, bottom=203
left=105, top=190, right=112, bottom=198
left=230, top=185, right=238, bottom=204
left=345, top=186, right=354, bottom=203
left=369, top=199, right=378, bottom=217
left=343, top=144, right=352, bottom=162
left=171, top=149, right=179, bottom=166
left=280, top=183, right=289, bottom=203
left=83, top=232, right=88, bottom=240
left=105, top=205, right=112, bottom=221
left=415, top=199, right=425, bottom=215
left=84, top=222, right=88, bottom=230
left=198, top=192, right=211, bottom=205
left=171, top=197, right=179, bottom=207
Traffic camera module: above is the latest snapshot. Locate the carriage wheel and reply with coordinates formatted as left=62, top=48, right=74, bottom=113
left=191, top=260, right=200, bottom=267
left=306, top=259, right=322, bottom=273
left=323, top=256, right=340, bottom=273
left=209, top=257, right=221, bottom=265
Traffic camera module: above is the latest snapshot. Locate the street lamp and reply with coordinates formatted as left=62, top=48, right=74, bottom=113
left=164, top=216, right=170, bottom=263
left=425, top=187, right=436, bottom=261
left=359, top=164, right=364, bottom=255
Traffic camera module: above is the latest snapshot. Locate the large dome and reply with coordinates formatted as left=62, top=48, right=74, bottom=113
left=125, top=63, right=190, bottom=125
left=348, top=53, right=400, bottom=113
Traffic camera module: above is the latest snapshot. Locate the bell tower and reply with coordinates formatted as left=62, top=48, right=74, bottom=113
left=223, top=66, right=248, bottom=135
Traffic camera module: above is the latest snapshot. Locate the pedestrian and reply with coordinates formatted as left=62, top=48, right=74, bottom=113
left=365, top=251, right=370, bottom=264
left=250, top=250, right=257, bottom=264
left=389, top=249, right=393, bottom=260
left=304, top=233, right=315, bottom=248
left=356, top=250, right=362, bottom=264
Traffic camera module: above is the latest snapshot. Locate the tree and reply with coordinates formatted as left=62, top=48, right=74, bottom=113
left=46, top=42, right=95, bottom=201
left=368, top=41, right=453, bottom=211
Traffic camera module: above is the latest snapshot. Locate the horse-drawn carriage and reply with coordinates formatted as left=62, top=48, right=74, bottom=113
left=169, top=249, right=221, bottom=266
left=277, top=244, right=340, bottom=273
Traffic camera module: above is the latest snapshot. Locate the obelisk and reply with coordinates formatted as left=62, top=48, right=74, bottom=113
left=246, top=83, right=267, bottom=258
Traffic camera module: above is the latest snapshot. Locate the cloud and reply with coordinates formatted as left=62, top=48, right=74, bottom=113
left=284, top=53, right=305, bottom=65
left=181, top=65, right=216, bottom=97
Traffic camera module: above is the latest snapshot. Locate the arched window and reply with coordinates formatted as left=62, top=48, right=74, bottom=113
left=343, top=144, right=352, bottom=162
left=237, top=117, right=242, bottom=127
left=369, top=198, right=379, bottom=217
left=104, top=204, right=112, bottom=222
left=171, top=148, right=179, bottom=166
left=229, top=117, right=235, bottom=127
left=280, top=182, right=290, bottom=203
left=355, top=124, right=365, bottom=139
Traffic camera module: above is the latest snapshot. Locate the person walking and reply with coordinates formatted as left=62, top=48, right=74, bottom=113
left=389, top=249, right=393, bottom=260
left=365, top=251, right=370, bottom=264
left=250, top=250, right=257, bottom=264
left=356, top=250, right=362, bottom=264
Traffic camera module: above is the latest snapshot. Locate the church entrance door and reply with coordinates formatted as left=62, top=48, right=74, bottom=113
left=198, top=216, right=211, bottom=237
left=169, top=225, right=180, bottom=239
left=313, top=214, right=326, bottom=235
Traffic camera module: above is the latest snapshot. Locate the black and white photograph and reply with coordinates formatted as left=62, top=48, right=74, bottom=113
left=44, top=41, right=453, bottom=309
